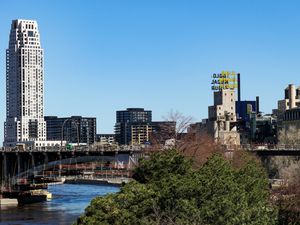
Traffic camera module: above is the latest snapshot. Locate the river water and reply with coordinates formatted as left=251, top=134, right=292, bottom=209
left=0, top=184, right=120, bottom=225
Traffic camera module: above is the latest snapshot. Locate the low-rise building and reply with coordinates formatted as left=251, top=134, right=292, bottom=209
left=131, top=124, right=153, bottom=145
left=188, top=120, right=208, bottom=135
left=96, top=134, right=116, bottom=145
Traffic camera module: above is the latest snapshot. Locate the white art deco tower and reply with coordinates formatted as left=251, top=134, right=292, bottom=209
left=4, top=19, right=46, bottom=147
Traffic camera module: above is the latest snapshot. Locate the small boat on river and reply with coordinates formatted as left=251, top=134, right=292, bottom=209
left=17, top=189, right=51, bottom=205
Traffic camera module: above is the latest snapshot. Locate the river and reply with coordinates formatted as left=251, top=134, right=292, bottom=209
left=0, top=184, right=120, bottom=225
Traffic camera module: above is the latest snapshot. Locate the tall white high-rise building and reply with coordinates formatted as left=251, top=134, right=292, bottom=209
left=4, top=19, right=46, bottom=147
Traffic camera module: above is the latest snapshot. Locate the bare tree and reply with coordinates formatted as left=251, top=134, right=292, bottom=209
left=268, top=156, right=300, bottom=182
left=278, top=125, right=300, bottom=145
left=152, top=110, right=222, bottom=167
left=163, top=110, right=194, bottom=140
left=148, top=110, right=193, bottom=151
left=179, top=132, right=223, bottom=168
left=269, top=156, right=300, bottom=223
left=280, top=159, right=300, bottom=184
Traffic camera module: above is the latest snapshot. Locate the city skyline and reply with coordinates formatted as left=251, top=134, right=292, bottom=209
left=1, top=0, right=300, bottom=144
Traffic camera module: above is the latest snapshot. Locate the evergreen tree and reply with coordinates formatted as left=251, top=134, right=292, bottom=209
left=76, top=150, right=277, bottom=225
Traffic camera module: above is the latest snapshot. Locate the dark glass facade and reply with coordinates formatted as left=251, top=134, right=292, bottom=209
left=115, top=108, right=152, bottom=145
left=45, top=116, right=96, bottom=144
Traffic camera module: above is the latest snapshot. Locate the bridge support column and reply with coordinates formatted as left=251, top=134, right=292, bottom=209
left=30, top=153, right=36, bottom=176
left=17, top=153, right=21, bottom=176
left=99, top=152, right=103, bottom=179
left=114, top=152, right=119, bottom=179
left=2, top=153, right=7, bottom=184
left=128, top=152, right=133, bottom=171
left=43, top=153, right=48, bottom=172
left=58, top=154, right=62, bottom=178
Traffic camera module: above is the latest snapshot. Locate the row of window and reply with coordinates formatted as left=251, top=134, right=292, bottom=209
left=24, top=23, right=36, bottom=30
left=284, top=110, right=300, bottom=121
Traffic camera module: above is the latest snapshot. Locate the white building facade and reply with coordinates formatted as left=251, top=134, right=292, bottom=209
left=4, top=19, right=46, bottom=147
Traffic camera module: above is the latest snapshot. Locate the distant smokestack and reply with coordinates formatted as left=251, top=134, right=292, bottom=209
left=237, top=73, right=241, bottom=102
left=288, top=84, right=296, bottom=109
left=256, top=96, right=260, bottom=114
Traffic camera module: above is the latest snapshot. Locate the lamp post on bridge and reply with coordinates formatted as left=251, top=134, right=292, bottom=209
left=61, top=118, right=80, bottom=151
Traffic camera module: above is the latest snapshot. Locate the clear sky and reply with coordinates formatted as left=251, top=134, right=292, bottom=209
left=0, top=0, right=299, bottom=143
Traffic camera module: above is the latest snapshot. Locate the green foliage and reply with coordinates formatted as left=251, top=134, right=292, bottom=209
left=132, top=149, right=192, bottom=183
left=78, top=182, right=157, bottom=225
left=194, top=155, right=276, bottom=225
left=76, top=150, right=277, bottom=225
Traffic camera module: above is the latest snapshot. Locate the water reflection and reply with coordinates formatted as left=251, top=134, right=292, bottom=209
left=0, top=184, right=119, bottom=225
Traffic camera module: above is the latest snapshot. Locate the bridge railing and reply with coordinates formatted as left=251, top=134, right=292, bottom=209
left=2, top=144, right=300, bottom=153
left=239, top=144, right=300, bottom=151
left=0, top=145, right=145, bottom=153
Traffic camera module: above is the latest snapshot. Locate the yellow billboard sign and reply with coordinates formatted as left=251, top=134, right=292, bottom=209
left=211, top=71, right=238, bottom=91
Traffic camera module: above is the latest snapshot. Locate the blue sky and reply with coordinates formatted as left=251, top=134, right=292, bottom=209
left=0, top=0, right=299, bottom=143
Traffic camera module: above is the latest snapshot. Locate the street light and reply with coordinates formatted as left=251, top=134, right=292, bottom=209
left=61, top=118, right=80, bottom=150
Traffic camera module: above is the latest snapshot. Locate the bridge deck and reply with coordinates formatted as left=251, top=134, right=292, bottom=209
left=0, top=146, right=143, bottom=153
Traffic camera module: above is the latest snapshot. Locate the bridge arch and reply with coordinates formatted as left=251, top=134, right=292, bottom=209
left=13, top=153, right=140, bottom=182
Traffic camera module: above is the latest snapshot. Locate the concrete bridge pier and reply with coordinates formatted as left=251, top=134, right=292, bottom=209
left=1, top=153, right=7, bottom=184
left=115, top=151, right=118, bottom=166
left=58, top=153, right=62, bottom=178
left=30, top=153, right=36, bottom=176
left=17, top=153, right=21, bottom=175
left=127, top=152, right=133, bottom=176
left=1, top=153, right=17, bottom=185
left=43, top=153, right=48, bottom=172
left=114, top=152, right=119, bottom=178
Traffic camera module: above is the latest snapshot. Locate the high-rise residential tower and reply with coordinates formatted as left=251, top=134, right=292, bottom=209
left=115, top=108, right=152, bottom=145
left=4, top=19, right=46, bottom=147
